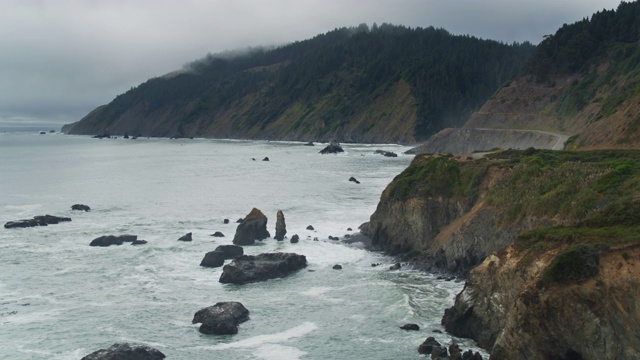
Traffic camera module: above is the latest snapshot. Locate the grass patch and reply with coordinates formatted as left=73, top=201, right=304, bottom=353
left=388, top=155, right=488, bottom=199
left=485, top=149, right=640, bottom=224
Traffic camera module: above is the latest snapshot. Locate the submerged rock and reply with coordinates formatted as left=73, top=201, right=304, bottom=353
left=71, top=204, right=91, bottom=211
left=81, top=343, right=165, bottom=360
left=89, top=234, right=138, bottom=247
left=374, top=150, right=398, bottom=157
left=219, top=252, right=307, bottom=284
left=192, top=301, right=250, bottom=335
left=389, top=262, right=402, bottom=270
left=232, top=208, right=270, bottom=245
left=130, top=239, right=147, bottom=245
left=274, top=210, right=287, bottom=241
left=4, top=215, right=71, bottom=229
left=400, top=323, right=420, bottom=331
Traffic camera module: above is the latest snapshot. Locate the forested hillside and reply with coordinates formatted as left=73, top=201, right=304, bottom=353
left=64, top=24, right=534, bottom=143
left=464, top=1, right=640, bottom=149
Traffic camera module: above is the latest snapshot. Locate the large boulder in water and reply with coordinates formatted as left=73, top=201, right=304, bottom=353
left=232, top=208, right=270, bottom=245
left=4, top=214, right=71, bottom=229
left=192, top=301, right=250, bottom=335
left=200, top=251, right=225, bottom=268
left=214, top=245, right=244, bottom=259
left=81, top=343, right=165, bottom=360
left=274, top=210, right=286, bottom=241
left=178, top=232, right=193, bottom=242
left=71, top=204, right=91, bottom=211
left=219, top=252, right=307, bottom=284
left=89, top=234, right=138, bottom=247
left=319, top=141, right=344, bottom=154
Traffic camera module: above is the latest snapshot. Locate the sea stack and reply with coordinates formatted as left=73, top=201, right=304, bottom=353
left=232, top=208, right=270, bottom=245
left=275, top=210, right=286, bottom=241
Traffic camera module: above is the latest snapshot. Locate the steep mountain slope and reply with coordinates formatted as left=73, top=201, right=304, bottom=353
left=415, top=2, right=640, bottom=153
left=64, top=24, right=534, bottom=143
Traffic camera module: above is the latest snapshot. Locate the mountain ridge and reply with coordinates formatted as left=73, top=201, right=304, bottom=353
left=63, top=24, right=534, bottom=144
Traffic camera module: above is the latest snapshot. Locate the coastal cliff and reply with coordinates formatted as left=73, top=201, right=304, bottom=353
left=443, top=234, right=640, bottom=359
left=369, top=148, right=640, bottom=358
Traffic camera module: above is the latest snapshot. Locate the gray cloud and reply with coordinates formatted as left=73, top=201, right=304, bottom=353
left=0, top=0, right=621, bottom=126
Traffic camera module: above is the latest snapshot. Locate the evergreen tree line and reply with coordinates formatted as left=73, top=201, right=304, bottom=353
left=527, top=1, right=640, bottom=79
left=100, top=24, right=535, bottom=139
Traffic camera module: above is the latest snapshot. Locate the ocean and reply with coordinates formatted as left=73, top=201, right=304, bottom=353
left=0, top=131, right=486, bottom=359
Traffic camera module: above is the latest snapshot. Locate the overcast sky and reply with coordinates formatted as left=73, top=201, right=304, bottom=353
left=0, top=0, right=621, bottom=126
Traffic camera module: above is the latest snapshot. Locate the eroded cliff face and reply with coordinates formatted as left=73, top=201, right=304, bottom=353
left=367, top=154, right=565, bottom=275
left=444, top=243, right=640, bottom=360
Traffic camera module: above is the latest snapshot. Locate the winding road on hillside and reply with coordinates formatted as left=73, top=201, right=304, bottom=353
left=475, top=128, right=570, bottom=150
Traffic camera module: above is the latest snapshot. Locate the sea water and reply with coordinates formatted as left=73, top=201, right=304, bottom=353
left=0, top=132, right=487, bottom=359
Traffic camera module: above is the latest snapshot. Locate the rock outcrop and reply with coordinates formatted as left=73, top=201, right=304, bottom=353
left=71, top=204, right=91, bottom=211
left=232, top=208, right=270, bottom=245
left=274, top=210, right=286, bottom=241
left=192, top=301, right=250, bottom=335
left=443, top=243, right=640, bottom=360
left=214, top=245, right=244, bottom=259
left=319, top=141, right=344, bottom=154
left=219, top=252, right=307, bottom=284
left=81, top=343, right=165, bottom=360
left=89, top=234, right=138, bottom=247
left=200, top=251, right=226, bottom=268
left=4, top=215, right=71, bottom=229
left=178, top=232, right=193, bottom=242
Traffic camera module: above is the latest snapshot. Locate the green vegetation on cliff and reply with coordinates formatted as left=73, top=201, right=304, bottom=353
left=68, top=24, right=534, bottom=142
left=527, top=1, right=640, bottom=79
left=478, top=148, right=640, bottom=286
left=389, top=155, right=488, bottom=199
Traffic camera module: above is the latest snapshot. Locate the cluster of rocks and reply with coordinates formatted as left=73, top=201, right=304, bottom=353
left=4, top=214, right=71, bottom=229
left=4, top=204, right=93, bottom=229
left=418, top=337, right=483, bottom=360
left=200, top=245, right=244, bottom=268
